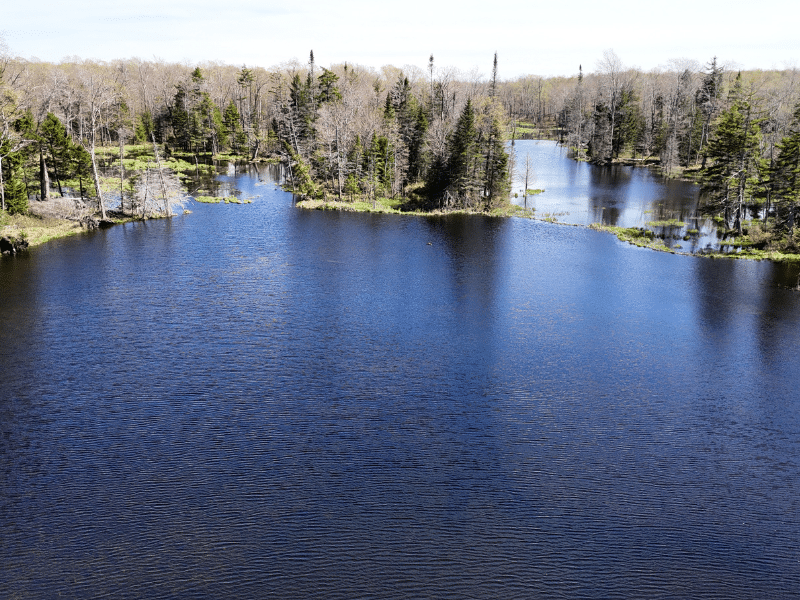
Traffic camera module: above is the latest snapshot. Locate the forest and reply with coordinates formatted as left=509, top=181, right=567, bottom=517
left=2, top=39, right=800, bottom=249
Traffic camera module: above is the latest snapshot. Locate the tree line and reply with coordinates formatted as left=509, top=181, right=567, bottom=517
left=2, top=40, right=800, bottom=241
left=552, top=51, right=800, bottom=245
left=0, top=42, right=513, bottom=216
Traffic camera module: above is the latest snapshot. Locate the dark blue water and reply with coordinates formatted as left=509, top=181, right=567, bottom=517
left=2, top=154, right=800, bottom=599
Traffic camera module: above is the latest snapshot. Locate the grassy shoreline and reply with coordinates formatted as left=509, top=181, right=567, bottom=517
left=7, top=189, right=800, bottom=265
left=1, top=203, right=179, bottom=251
left=589, top=223, right=800, bottom=262
left=296, top=195, right=800, bottom=263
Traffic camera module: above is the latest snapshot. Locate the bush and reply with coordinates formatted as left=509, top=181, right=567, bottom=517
left=747, top=222, right=773, bottom=248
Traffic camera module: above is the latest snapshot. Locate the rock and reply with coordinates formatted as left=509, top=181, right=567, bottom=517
left=80, top=215, right=99, bottom=230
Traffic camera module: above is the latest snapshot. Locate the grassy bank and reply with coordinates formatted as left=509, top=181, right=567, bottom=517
left=296, top=194, right=800, bottom=263
left=1, top=211, right=85, bottom=248
left=0, top=199, right=178, bottom=251
left=590, top=223, right=800, bottom=262
left=295, top=194, right=539, bottom=218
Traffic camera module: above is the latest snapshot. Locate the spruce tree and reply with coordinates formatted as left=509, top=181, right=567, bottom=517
left=0, top=140, right=28, bottom=214
left=701, top=74, right=764, bottom=233
left=770, top=103, right=800, bottom=234
left=696, top=57, right=723, bottom=167
left=446, top=99, right=481, bottom=206
left=407, top=106, right=428, bottom=182
left=483, top=116, right=511, bottom=208
left=171, top=86, right=190, bottom=150
left=39, top=112, right=71, bottom=196
left=223, top=101, right=245, bottom=152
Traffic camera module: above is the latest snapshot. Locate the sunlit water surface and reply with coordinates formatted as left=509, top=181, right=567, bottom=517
left=2, top=148, right=799, bottom=599
left=512, top=140, right=719, bottom=250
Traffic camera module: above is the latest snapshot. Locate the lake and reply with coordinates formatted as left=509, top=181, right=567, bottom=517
left=2, top=141, right=799, bottom=599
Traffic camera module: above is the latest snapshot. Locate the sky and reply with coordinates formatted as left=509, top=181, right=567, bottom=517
left=3, top=0, right=798, bottom=79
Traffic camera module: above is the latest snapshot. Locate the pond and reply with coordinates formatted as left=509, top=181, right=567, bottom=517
left=1, top=146, right=799, bottom=599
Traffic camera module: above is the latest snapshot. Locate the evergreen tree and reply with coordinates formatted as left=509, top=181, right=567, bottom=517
left=483, top=116, right=511, bottom=207
left=407, top=105, right=429, bottom=182
left=39, top=113, right=71, bottom=196
left=770, top=103, right=800, bottom=235
left=615, top=87, right=641, bottom=158
left=14, top=110, right=51, bottom=200
left=0, top=139, right=27, bottom=214
left=135, top=111, right=155, bottom=143
left=69, top=143, right=94, bottom=200
left=696, top=57, right=723, bottom=167
left=364, top=133, right=393, bottom=203
left=196, top=94, right=224, bottom=154
left=171, top=86, right=190, bottom=150
left=701, top=74, right=764, bottom=233
left=289, top=72, right=314, bottom=150
left=316, top=68, right=341, bottom=104
left=446, top=99, right=481, bottom=206
left=588, top=99, right=612, bottom=163
left=223, top=101, right=245, bottom=152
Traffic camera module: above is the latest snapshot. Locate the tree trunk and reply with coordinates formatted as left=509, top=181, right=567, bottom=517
left=89, top=144, right=106, bottom=220
left=119, top=133, right=125, bottom=214
left=151, top=133, right=171, bottom=216
left=40, top=150, right=50, bottom=200
left=0, top=154, right=5, bottom=211
left=335, top=126, right=343, bottom=199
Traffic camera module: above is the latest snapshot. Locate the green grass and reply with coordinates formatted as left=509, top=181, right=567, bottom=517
left=2, top=210, right=95, bottom=247
left=194, top=196, right=252, bottom=204
left=645, top=218, right=686, bottom=228
left=590, top=224, right=674, bottom=252
left=298, top=196, right=405, bottom=213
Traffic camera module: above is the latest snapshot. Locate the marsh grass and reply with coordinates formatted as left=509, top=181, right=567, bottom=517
left=590, top=224, right=674, bottom=252
left=646, top=218, right=686, bottom=228
left=193, top=196, right=251, bottom=204
left=2, top=210, right=84, bottom=247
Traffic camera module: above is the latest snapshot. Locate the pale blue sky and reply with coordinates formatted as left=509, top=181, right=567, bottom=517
left=3, top=0, right=797, bottom=77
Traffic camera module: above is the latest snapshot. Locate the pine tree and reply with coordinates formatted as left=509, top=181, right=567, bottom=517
left=223, top=101, right=245, bottom=152
left=483, top=116, right=511, bottom=207
left=171, top=86, right=190, bottom=150
left=770, top=103, right=800, bottom=235
left=69, top=143, right=93, bottom=200
left=446, top=99, right=481, bottom=206
left=39, top=113, right=71, bottom=196
left=407, top=105, right=428, bottom=182
left=0, top=139, right=27, bottom=214
left=696, top=57, right=723, bottom=167
left=701, top=74, right=764, bottom=233
left=316, top=68, right=341, bottom=105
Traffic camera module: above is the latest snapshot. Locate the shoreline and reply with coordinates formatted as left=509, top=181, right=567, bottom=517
left=295, top=196, right=800, bottom=264
left=5, top=191, right=800, bottom=266
left=1, top=201, right=181, bottom=254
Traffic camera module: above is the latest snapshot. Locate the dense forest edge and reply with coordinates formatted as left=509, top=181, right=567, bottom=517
left=2, top=39, right=800, bottom=261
